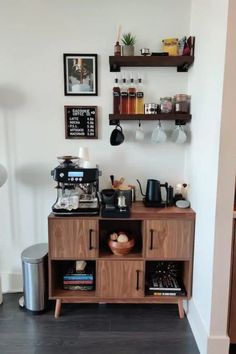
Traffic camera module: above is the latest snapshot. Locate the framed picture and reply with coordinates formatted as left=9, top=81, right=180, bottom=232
left=63, top=53, right=98, bottom=96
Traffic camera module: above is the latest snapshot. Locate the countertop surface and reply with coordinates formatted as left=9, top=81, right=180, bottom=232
left=49, top=201, right=196, bottom=220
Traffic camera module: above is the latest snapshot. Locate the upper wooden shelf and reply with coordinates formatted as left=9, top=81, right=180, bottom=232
left=109, top=55, right=194, bottom=72
left=109, top=113, right=192, bottom=125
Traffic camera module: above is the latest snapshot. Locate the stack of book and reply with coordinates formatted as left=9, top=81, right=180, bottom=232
left=148, top=275, right=186, bottom=296
left=63, top=261, right=94, bottom=291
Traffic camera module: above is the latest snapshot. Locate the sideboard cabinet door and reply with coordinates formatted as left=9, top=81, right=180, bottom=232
left=98, top=260, right=144, bottom=298
left=145, top=219, right=194, bottom=259
left=49, top=219, right=98, bottom=259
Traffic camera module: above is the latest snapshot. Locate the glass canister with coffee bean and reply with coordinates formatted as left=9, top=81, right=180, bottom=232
left=160, top=97, right=173, bottom=113
left=173, top=94, right=191, bottom=113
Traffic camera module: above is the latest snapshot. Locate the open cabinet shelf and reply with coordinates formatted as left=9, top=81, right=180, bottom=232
left=109, top=55, right=194, bottom=72
left=109, top=113, right=191, bottom=125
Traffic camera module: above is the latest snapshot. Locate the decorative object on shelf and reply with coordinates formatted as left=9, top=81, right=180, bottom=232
left=110, top=123, right=124, bottom=146
left=121, top=32, right=136, bottom=56
left=63, top=53, right=98, bottom=96
left=108, top=231, right=135, bottom=256
left=162, top=38, right=179, bottom=56
left=144, top=103, right=159, bottom=114
left=140, top=48, right=150, bottom=56
left=114, top=25, right=121, bottom=56
left=64, top=106, right=97, bottom=139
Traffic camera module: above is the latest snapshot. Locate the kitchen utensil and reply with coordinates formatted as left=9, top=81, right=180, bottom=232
left=151, top=121, right=167, bottom=143
left=136, top=179, right=168, bottom=207
left=110, top=124, right=125, bottom=146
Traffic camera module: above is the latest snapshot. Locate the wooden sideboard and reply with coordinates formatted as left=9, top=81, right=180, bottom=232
left=48, top=202, right=195, bottom=318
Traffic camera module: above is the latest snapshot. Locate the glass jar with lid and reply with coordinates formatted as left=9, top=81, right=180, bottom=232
left=160, top=97, right=173, bottom=113
left=173, top=94, right=191, bottom=113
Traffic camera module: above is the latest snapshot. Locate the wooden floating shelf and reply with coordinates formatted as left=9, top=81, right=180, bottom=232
left=109, top=113, right=192, bottom=125
left=109, top=55, right=194, bottom=72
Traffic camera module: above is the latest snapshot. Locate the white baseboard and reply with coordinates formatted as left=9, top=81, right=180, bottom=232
left=187, top=299, right=230, bottom=354
left=207, top=335, right=230, bottom=354
left=187, top=299, right=208, bottom=354
left=1, top=272, right=23, bottom=293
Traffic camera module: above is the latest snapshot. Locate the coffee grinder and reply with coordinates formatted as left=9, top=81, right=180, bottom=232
left=51, top=156, right=100, bottom=215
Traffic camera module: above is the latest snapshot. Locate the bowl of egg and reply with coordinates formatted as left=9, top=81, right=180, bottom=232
left=108, top=231, right=135, bottom=256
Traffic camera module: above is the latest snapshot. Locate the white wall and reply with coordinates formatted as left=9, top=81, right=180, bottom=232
left=186, top=0, right=236, bottom=353
left=0, top=0, right=191, bottom=290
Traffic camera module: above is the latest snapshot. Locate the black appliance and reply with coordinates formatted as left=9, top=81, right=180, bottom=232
left=51, top=156, right=100, bottom=215
left=136, top=179, right=168, bottom=207
left=100, top=189, right=131, bottom=218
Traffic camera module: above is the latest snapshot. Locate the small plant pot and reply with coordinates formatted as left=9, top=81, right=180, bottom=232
left=122, top=45, right=135, bottom=56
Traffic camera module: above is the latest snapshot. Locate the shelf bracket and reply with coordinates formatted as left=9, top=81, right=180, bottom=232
left=177, top=62, right=191, bottom=72
left=109, top=119, right=120, bottom=126
left=110, top=63, right=120, bottom=72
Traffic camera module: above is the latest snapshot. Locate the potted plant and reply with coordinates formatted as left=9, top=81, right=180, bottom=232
left=121, top=32, right=136, bottom=56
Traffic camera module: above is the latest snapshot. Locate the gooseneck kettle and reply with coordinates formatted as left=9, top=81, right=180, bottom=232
left=136, top=179, right=168, bottom=207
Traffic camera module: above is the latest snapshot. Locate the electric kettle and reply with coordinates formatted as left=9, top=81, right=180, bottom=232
left=136, top=179, right=168, bottom=207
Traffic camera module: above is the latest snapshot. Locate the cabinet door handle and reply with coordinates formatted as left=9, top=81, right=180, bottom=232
left=89, top=229, right=93, bottom=250
left=136, top=270, right=140, bottom=291
left=150, top=229, right=154, bottom=250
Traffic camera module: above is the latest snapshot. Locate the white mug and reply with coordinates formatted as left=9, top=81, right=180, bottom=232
left=171, top=125, right=187, bottom=144
left=135, top=122, right=145, bottom=141
left=151, top=121, right=167, bottom=143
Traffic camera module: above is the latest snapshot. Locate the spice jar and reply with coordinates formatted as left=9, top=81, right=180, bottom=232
left=160, top=97, right=173, bottom=113
left=173, top=94, right=191, bottom=113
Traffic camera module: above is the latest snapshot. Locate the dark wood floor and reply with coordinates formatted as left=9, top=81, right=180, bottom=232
left=0, top=293, right=199, bottom=354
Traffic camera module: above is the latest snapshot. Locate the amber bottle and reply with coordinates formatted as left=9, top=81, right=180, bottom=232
left=128, top=77, right=136, bottom=114
left=120, top=77, right=128, bottom=114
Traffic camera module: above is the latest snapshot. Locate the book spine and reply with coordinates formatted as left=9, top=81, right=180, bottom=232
left=63, top=276, right=93, bottom=280
left=149, top=287, right=181, bottom=291
left=153, top=292, right=178, bottom=296
left=63, top=280, right=93, bottom=285
left=63, top=285, right=94, bottom=291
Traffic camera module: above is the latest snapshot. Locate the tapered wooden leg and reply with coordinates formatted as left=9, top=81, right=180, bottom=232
left=55, top=299, right=61, bottom=318
left=178, top=299, right=185, bottom=319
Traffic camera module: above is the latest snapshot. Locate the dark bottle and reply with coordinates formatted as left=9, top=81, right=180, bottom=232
left=114, top=41, right=121, bottom=56
left=113, top=76, right=120, bottom=114
left=128, top=77, right=136, bottom=114
left=120, top=77, right=128, bottom=114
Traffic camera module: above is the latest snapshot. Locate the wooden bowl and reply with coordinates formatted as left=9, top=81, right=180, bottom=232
left=108, top=238, right=135, bottom=256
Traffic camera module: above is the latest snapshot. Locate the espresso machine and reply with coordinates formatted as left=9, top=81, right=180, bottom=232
left=51, top=156, right=100, bottom=215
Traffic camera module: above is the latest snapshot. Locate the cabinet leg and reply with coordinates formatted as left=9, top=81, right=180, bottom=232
left=55, top=299, right=61, bottom=318
left=178, top=299, right=185, bottom=319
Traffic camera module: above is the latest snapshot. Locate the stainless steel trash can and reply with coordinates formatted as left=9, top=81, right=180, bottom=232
left=21, top=243, right=48, bottom=313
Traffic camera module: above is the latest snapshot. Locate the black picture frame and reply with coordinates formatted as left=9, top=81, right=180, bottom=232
left=63, top=54, right=98, bottom=96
